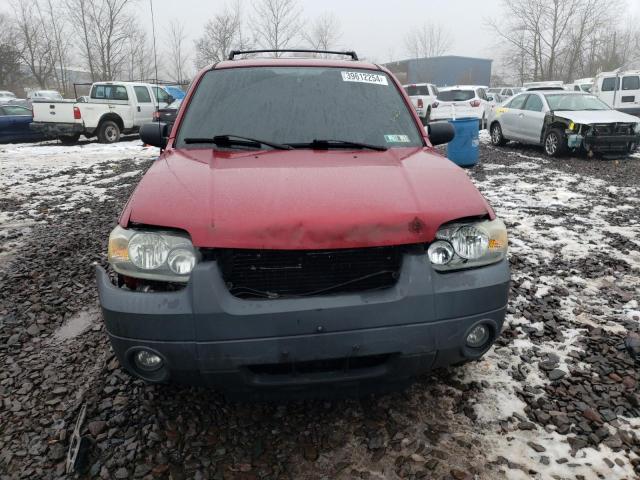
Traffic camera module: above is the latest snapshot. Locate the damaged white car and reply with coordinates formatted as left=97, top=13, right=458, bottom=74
left=488, top=90, right=640, bottom=157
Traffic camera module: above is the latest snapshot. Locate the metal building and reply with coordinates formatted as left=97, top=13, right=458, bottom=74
left=384, top=55, right=493, bottom=87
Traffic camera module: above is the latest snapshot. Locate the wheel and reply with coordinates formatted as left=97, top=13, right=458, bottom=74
left=543, top=128, right=567, bottom=157
left=98, top=120, right=121, bottom=144
left=59, top=134, right=80, bottom=145
left=490, top=123, right=507, bottom=146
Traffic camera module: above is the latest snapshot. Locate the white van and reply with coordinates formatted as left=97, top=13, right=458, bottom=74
left=593, top=71, right=640, bottom=117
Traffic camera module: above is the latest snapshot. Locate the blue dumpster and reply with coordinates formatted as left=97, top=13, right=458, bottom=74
left=446, top=118, right=479, bottom=167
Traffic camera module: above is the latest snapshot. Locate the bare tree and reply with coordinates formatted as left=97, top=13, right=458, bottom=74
left=486, top=0, right=629, bottom=83
left=304, top=12, right=341, bottom=54
left=39, top=0, right=72, bottom=94
left=64, top=0, right=136, bottom=81
left=195, top=2, right=248, bottom=67
left=11, top=0, right=55, bottom=88
left=166, top=21, right=189, bottom=83
left=122, top=25, right=156, bottom=81
left=0, top=14, right=25, bottom=93
left=404, top=22, right=452, bottom=58
left=64, top=0, right=97, bottom=81
left=252, top=0, right=303, bottom=56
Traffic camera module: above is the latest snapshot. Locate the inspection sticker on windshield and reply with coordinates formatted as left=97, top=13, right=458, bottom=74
left=341, top=71, right=388, bottom=85
left=384, top=134, right=410, bottom=143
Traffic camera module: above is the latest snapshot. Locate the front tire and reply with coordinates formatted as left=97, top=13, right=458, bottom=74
left=544, top=128, right=566, bottom=157
left=490, top=123, right=507, bottom=146
left=98, top=120, right=121, bottom=144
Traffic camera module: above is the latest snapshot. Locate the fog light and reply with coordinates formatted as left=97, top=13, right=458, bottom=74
left=134, top=350, right=163, bottom=371
left=466, top=324, right=490, bottom=348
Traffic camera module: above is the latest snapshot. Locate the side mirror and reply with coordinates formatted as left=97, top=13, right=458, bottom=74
left=140, top=122, right=169, bottom=149
left=427, top=122, right=455, bottom=146
left=166, top=95, right=175, bottom=105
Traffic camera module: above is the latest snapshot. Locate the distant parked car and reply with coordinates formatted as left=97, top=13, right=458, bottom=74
left=487, top=87, right=517, bottom=103
left=27, top=90, right=64, bottom=101
left=0, top=90, right=18, bottom=102
left=162, top=85, right=186, bottom=101
left=592, top=70, right=640, bottom=118
left=30, top=81, right=172, bottom=144
left=488, top=90, right=640, bottom=157
left=0, top=104, right=45, bottom=143
left=152, top=98, right=183, bottom=123
left=431, top=85, right=492, bottom=129
left=403, top=83, right=438, bottom=124
left=522, top=81, right=565, bottom=91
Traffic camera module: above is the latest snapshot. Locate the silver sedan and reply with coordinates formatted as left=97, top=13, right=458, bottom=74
left=487, top=91, right=640, bottom=157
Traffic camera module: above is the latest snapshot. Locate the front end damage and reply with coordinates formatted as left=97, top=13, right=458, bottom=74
left=562, top=120, right=639, bottom=155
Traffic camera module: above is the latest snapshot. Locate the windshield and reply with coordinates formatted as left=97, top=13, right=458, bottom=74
left=404, top=85, right=430, bottom=96
left=437, top=90, right=475, bottom=101
left=176, top=67, right=423, bottom=149
left=545, top=94, right=610, bottom=111
left=0, top=91, right=16, bottom=98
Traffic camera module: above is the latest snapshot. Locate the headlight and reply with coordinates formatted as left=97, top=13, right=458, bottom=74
left=108, top=225, right=197, bottom=282
left=635, top=123, right=640, bottom=134
left=428, top=218, right=507, bottom=271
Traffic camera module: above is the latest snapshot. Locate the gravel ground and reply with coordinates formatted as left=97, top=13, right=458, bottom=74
left=0, top=137, right=639, bottom=480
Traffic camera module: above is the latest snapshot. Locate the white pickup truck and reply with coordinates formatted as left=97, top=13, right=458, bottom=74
left=30, top=82, right=172, bottom=143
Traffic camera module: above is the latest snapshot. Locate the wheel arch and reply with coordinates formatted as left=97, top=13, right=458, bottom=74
left=98, top=113, right=124, bottom=131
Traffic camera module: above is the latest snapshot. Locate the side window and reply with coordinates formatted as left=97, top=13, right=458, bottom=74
left=601, top=77, right=619, bottom=92
left=507, top=94, right=528, bottom=110
left=91, top=85, right=105, bottom=99
left=154, top=87, right=169, bottom=103
left=3, top=106, right=30, bottom=115
left=0, top=108, right=6, bottom=116
left=113, top=86, right=128, bottom=101
left=523, top=94, right=543, bottom=112
left=622, top=76, right=640, bottom=91
left=134, top=86, right=152, bottom=103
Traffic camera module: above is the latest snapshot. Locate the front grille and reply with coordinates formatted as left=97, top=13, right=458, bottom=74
left=592, top=123, right=634, bottom=136
left=593, top=124, right=613, bottom=135
left=215, top=246, right=405, bottom=299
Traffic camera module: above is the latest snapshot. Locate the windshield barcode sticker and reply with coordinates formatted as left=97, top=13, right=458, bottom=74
left=341, top=71, right=388, bottom=85
left=384, top=134, right=410, bottom=143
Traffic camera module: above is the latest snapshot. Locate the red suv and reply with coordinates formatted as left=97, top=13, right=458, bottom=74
left=97, top=50, right=510, bottom=394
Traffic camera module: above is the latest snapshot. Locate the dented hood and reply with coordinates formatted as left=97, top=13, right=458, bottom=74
left=122, top=147, right=494, bottom=249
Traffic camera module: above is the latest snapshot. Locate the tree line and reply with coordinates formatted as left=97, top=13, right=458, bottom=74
left=489, top=0, right=640, bottom=85
left=2, top=0, right=638, bottom=96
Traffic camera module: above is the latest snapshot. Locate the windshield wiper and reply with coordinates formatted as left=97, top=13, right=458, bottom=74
left=183, top=134, right=292, bottom=150
left=286, top=139, right=388, bottom=151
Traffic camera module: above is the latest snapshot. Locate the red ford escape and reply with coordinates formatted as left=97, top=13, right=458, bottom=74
left=97, top=50, right=510, bottom=395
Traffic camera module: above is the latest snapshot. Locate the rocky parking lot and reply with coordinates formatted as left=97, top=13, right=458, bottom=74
left=0, top=138, right=639, bottom=480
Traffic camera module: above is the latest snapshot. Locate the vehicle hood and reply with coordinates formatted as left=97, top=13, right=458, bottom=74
left=554, top=110, right=640, bottom=124
left=121, top=148, right=494, bottom=249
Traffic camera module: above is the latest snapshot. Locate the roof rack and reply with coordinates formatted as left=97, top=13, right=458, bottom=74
left=228, top=49, right=359, bottom=61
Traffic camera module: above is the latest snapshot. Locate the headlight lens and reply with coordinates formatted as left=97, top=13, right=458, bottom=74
left=108, top=226, right=197, bottom=282
left=451, top=225, right=489, bottom=259
left=128, top=233, right=169, bottom=269
left=429, top=218, right=507, bottom=271
left=427, top=240, right=455, bottom=265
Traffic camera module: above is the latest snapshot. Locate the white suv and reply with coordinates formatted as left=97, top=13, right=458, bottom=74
left=403, top=83, right=439, bottom=124
left=431, top=85, right=492, bottom=129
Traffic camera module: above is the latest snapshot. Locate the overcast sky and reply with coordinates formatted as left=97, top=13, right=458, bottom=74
left=138, top=0, right=503, bottom=64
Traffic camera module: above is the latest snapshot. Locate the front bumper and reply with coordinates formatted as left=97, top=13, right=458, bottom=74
left=97, top=254, right=510, bottom=393
left=583, top=133, right=639, bottom=153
